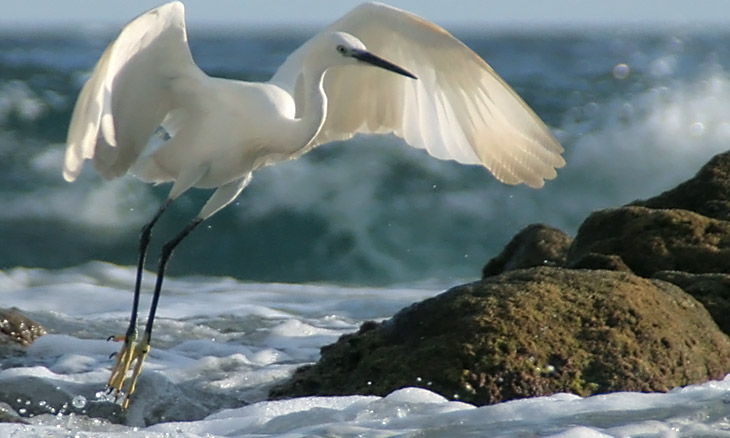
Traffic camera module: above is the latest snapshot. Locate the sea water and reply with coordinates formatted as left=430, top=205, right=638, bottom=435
left=1, top=264, right=730, bottom=436
left=1, top=24, right=730, bottom=437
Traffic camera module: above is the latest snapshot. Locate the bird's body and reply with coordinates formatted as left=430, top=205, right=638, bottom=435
left=63, top=1, right=565, bottom=408
left=135, top=79, right=300, bottom=188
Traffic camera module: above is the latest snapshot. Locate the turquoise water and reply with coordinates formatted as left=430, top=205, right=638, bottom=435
left=2, top=28, right=730, bottom=284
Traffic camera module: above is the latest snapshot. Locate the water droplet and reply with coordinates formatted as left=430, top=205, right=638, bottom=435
left=690, top=121, right=705, bottom=137
left=612, top=63, right=630, bottom=80
left=71, top=395, right=87, bottom=409
left=95, top=390, right=115, bottom=403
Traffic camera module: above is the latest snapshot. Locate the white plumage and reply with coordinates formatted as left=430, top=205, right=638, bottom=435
left=63, top=1, right=565, bottom=408
left=271, top=3, right=565, bottom=187
left=65, top=2, right=564, bottom=218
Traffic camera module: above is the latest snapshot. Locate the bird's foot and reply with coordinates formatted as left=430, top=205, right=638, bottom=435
left=106, top=331, right=150, bottom=409
left=122, top=336, right=150, bottom=409
left=106, top=332, right=136, bottom=399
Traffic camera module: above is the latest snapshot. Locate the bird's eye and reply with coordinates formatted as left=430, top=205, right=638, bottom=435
left=336, top=45, right=347, bottom=54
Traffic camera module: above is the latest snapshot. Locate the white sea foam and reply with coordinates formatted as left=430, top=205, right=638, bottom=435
left=564, top=69, right=730, bottom=199
left=0, top=80, right=47, bottom=123
left=1, top=264, right=729, bottom=437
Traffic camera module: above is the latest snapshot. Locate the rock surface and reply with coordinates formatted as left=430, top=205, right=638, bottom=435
left=633, top=150, right=730, bottom=221
left=0, top=307, right=45, bottom=347
left=270, top=267, right=730, bottom=405
left=652, top=271, right=730, bottom=336
left=567, top=151, right=730, bottom=278
left=482, top=224, right=572, bottom=277
left=567, top=206, right=730, bottom=277
left=0, top=366, right=245, bottom=427
left=271, top=151, right=730, bottom=405
left=0, top=402, right=28, bottom=424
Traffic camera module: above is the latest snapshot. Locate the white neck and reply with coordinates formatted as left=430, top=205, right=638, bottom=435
left=291, top=65, right=328, bottom=156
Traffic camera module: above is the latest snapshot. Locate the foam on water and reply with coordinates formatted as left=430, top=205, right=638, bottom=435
left=1, top=264, right=729, bottom=437
left=562, top=68, right=730, bottom=201
left=0, top=80, right=47, bottom=123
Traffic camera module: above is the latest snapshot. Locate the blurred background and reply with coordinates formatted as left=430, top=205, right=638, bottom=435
left=3, top=1, right=729, bottom=29
left=1, top=1, right=729, bottom=285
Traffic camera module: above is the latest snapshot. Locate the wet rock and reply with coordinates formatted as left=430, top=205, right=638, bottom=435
left=269, top=267, right=730, bottom=406
left=567, top=151, right=730, bottom=278
left=0, top=369, right=244, bottom=427
left=568, top=252, right=633, bottom=272
left=482, top=224, right=572, bottom=277
left=652, top=271, right=730, bottom=336
left=633, top=150, right=730, bottom=221
left=0, top=307, right=45, bottom=347
left=122, top=372, right=210, bottom=427
left=0, top=402, right=28, bottom=424
left=567, top=206, right=730, bottom=277
left=0, top=375, right=125, bottom=423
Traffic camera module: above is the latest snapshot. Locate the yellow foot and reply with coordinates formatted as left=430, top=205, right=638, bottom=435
left=122, top=338, right=150, bottom=409
left=106, top=332, right=151, bottom=409
left=107, top=332, right=137, bottom=400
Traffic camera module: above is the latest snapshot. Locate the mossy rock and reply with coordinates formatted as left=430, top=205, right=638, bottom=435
left=652, top=271, right=730, bottom=337
left=633, top=150, right=730, bottom=221
left=270, top=267, right=730, bottom=405
left=567, top=206, right=730, bottom=277
left=0, top=308, right=45, bottom=347
left=482, top=224, right=572, bottom=277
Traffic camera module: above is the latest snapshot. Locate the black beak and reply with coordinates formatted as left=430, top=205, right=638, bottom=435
left=352, top=49, right=417, bottom=80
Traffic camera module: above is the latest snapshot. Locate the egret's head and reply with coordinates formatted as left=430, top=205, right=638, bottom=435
left=320, top=32, right=416, bottom=79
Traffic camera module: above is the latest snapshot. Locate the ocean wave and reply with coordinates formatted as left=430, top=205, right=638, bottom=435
left=2, top=31, right=730, bottom=284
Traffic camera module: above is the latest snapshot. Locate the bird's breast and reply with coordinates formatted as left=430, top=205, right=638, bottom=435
left=139, top=79, right=304, bottom=189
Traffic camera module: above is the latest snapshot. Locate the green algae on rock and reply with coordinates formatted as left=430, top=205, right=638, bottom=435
left=567, top=206, right=730, bottom=277
left=270, top=267, right=730, bottom=405
left=482, top=224, right=572, bottom=277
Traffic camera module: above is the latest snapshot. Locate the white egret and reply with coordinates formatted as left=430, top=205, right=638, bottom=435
left=64, top=1, right=565, bottom=408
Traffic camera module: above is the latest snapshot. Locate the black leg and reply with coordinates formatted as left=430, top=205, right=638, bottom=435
left=121, top=217, right=203, bottom=408
left=122, top=218, right=203, bottom=409
left=145, top=217, right=203, bottom=340
left=107, top=198, right=172, bottom=399
left=127, top=199, right=172, bottom=339
left=110, top=176, right=250, bottom=408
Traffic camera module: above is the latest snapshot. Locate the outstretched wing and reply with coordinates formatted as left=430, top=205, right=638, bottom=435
left=270, top=2, right=565, bottom=188
left=64, top=1, right=205, bottom=182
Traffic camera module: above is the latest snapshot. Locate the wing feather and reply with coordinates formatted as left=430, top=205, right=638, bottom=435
left=270, top=1, right=564, bottom=188
left=63, top=1, right=204, bottom=182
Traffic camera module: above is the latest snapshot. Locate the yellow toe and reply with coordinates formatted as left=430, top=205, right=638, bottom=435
left=106, top=332, right=137, bottom=401
left=122, top=336, right=151, bottom=409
